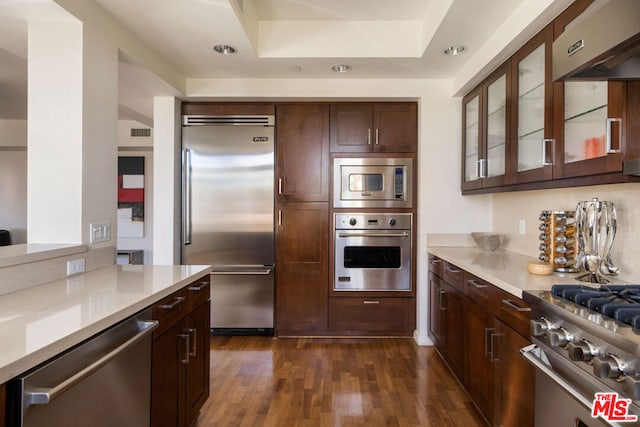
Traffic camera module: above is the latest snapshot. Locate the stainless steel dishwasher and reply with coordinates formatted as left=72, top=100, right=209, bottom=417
left=7, top=308, right=158, bottom=427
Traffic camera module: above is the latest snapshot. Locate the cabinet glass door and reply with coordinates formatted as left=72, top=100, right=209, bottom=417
left=464, top=94, right=481, bottom=183
left=517, top=44, right=546, bottom=172
left=563, top=82, right=608, bottom=164
left=486, top=74, right=506, bottom=178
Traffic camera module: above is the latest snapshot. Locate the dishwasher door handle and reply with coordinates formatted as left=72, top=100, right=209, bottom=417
left=26, top=320, right=159, bottom=405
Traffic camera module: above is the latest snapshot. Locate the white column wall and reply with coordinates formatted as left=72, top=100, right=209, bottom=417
left=27, top=21, right=83, bottom=244
left=152, top=96, right=181, bottom=265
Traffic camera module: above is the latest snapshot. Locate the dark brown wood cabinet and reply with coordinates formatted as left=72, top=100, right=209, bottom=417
left=429, top=255, right=535, bottom=427
left=151, top=276, right=211, bottom=427
left=0, top=382, right=5, bottom=427
left=330, top=103, right=417, bottom=153
left=275, top=202, right=329, bottom=335
left=276, top=104, right=330, bottom=202
left=328, top=297, right=414, bottom=334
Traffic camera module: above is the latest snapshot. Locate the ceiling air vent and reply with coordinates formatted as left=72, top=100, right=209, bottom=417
left=130, top=128, right=151, bottom=137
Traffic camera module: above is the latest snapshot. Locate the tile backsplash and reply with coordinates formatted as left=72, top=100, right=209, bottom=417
left=492, top=183, right=640, bottom=282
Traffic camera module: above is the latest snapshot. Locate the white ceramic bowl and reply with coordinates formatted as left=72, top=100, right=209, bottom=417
left=471, top=232, right=502, bottom=251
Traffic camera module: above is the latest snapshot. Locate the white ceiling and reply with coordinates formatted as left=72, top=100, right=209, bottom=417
left=0, top=0, right=528, bottom=122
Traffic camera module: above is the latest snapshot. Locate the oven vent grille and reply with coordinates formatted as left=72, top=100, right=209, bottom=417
left=182, top=115, right=275, bottom=126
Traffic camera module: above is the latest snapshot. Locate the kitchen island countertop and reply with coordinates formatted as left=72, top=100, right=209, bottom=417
left=0, top=264, right=211, bottom=384
left=427, top=246, right=587, bottom=298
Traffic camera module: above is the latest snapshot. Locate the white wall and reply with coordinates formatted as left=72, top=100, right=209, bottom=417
left=493, top=183, right=640, bottom=282
left=0, top=120, right=27, bottom=243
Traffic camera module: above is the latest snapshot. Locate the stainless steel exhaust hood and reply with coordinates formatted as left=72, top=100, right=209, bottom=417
left=553, top=0, right=640, bottom=81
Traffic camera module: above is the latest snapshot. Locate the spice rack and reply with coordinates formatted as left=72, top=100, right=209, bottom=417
left=538, top=210, right=579, bottom=273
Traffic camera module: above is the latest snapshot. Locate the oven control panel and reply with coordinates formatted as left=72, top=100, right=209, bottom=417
left=335, top=213, right=412, bottom=230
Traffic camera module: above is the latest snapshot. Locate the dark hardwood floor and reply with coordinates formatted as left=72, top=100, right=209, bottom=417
left=196, top=336, right=485, bottom=426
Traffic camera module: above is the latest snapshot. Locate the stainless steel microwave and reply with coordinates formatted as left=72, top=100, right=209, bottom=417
left=333, top=157, right=413, bottom=208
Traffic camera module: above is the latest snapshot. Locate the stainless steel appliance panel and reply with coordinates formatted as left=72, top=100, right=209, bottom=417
left=333, top=157, right=413, bottom=208
left=334, top=213, right=412, bottom=291
left=182, top=116, right=275, bottom=330
left=9, top=309, right=157, bottom=427
left=211, top=270, right=274, bottom=328
left=182, top=123, right=274, bottom=266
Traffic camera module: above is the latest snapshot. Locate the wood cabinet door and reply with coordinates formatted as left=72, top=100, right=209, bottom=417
left=185, top=301, right=211, bottom=426
left=511, top=24, right=554, bottom=184
left=275, top=202, right=329, bottom=334
left=443, top=282, right=464, bottom=378
left=428, top=271, right=444, bottom=348
left=0, top=382, right=5, bottom=427
left=464, top=297, right=495, bottom=426
left=373, top=103, right=418, bottom=153
left=328, top=297, right=415, bottom=334
left=330, top=103, right=374, bottom=152
left=152, top=318, right=188, bottom=427
left=493, top=318, right=535, bottom=427
left=276, top=104, right=330, bottom=202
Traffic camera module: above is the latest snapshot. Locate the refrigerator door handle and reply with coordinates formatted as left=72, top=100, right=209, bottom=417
left=182, top=148, right=192, bottom=245
left=211, top=265, right=274, bottom=275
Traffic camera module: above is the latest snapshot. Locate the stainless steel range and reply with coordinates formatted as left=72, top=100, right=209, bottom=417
left=523, top=285, right=640, bottom=426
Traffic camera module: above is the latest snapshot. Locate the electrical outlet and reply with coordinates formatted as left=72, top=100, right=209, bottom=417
left=67, top=258, right=85, bottom=275
left=519, top=219, right=526, bottom=234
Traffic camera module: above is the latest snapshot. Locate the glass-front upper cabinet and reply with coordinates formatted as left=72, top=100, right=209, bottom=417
left=512, top=26, right=554, bottom=184
left=461, top=65, right=509, bottom=192
left=462, top=87, right=482, bottom=191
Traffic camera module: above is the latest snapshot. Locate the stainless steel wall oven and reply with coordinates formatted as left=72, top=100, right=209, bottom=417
left=334, top=213, right=412, bottom=291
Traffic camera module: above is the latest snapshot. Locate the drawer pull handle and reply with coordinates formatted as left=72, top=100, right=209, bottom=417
left=468, top=279, right=488, bottom=289
left=445, top=266, right=461, bottom=274
left=501, top=299, right=531, bottom=312
left=188, top=282, right=208, bottom=291
left=363, top=300, right=380, bottom=304
left=430, top=259, right=442, bottom=264
left=157, top=296, right=186, bottom=310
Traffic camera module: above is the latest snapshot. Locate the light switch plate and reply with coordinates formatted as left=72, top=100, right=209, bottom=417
left=90, top=222, right=111, bottom=243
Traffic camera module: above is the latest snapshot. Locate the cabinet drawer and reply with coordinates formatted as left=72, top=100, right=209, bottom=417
left=329, top=297, right=414, bottom=333
left=464, top=273, right=495, bottom=305
left=153, top=287, right=190, bottom=336
left=443, top=262, right=464, bottom=291
left=428, top=254, right=443, bottom=278
left=186, top=276, right=211, bottom=310
left=495, top=289, right=532, bottom=338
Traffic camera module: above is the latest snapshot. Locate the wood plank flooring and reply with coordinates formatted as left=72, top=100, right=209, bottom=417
left=196, top=336, right=485, bottom=427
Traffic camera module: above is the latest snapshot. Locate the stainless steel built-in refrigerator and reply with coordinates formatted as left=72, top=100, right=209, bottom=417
left=181, top=115, right=274, bottom=333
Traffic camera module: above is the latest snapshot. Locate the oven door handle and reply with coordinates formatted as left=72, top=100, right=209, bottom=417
left=520, top=344, right=594, bottom=410
left=337, top=232, right=410, bottom=238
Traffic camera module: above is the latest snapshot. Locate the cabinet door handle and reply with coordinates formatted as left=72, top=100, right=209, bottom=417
left=375, top=128, right=380, bottom=145
left=438, top=289, right=447, bottom=310
left=363, top=300, right=380, bottom=304
left=502, top=299, right=532, bottom=312
left=179, top=334, right=190, bottom=365
left=188, top=281, right=208, bottom=292
left=491, top=333, right=502, bottom=363
left=157, top=296, right=186, bottom=310
left=484, top=327, right=495, bottom=357
left=445, top=266, right=461, bottom=274
left=278, top=178, right=283, bottom=194
left=367, top=128, right=372, bottom=145
left=278, top=209, right=282, bottom=226
left=468, top=279, right=487, bottom=289
left=186, top=328, right=197, bottom=357
left=542, top=139, right=554, bottom=166
left=605, top=118, right=622, bottom=154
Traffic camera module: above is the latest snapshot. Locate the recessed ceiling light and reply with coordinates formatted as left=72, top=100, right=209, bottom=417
left=331, top=64, right=352, bottom=73
left=213, top=44, right=237, bottom=55
left=443, top=46, right=465, bottom=56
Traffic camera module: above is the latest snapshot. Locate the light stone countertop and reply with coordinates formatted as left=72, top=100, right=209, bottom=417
left=0, top=264, right=211, bottom=384
left=427, top=246, right=588, bottom=298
